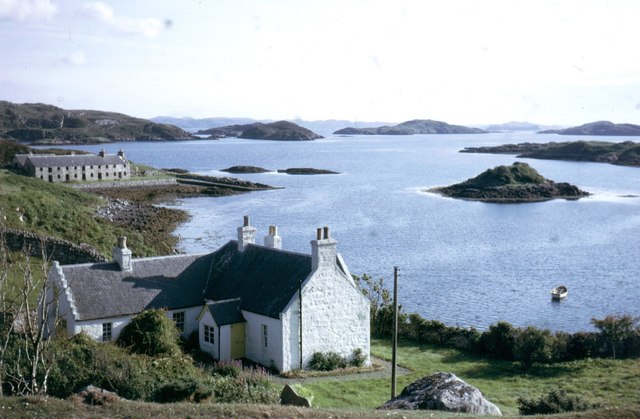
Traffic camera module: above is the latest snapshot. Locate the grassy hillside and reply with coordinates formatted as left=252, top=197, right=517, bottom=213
left=0, top=101, right=193, bottom=144
left=0, top=170, right=160, bottom=257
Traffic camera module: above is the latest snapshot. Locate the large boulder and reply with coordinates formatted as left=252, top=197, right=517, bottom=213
left=280, top=384, right=312, bottom=408
left=379, top=372, right=502, bottom=416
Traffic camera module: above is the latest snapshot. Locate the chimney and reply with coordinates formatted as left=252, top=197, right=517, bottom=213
left=117, top=148, right=126, bottom=159
left=99, top=148, right=106, bottom=158
left=263, top=225, right=282, bottom=249
left=112, top=236, right=132, bottom=271
left=237, top=215, right=257, bottom=251
left=311, top=226, right=337, bottom=271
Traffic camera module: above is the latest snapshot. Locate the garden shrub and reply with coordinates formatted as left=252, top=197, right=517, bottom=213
left=154, top=377, right=212, bottom=403
left=351, top=348, right=366, bottom=367
left=210, top=366, right=279, bottom=404
left=517, top=389, right=601, bottom=415
left=308, top=351, right=348, bottom=371
left=117, top=309, right=181, bottom=357
left=211, top=359, right=242, bottom=378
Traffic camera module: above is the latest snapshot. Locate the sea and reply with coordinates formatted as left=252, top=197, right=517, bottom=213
left=46, top=133, right=640, bottom=333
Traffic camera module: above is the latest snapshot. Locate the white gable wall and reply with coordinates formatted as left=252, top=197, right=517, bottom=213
left=286, top=257, right=370, bottom=369
left=165, top=306, right=201, bottom=338
left=199, top=311, right=219, bottom=359
left=242, top=311, right=283, bottom=371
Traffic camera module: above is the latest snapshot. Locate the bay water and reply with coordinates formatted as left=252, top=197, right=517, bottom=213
left=53, top=133, right=640, bottom=332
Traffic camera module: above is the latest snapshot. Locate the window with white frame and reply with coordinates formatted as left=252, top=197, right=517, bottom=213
left=173, top=311, right=185, bottom=332
left=102, top=322, right=112, bottom=341
left=261, top=324, right=268, bottom=349
left=204, top=324, right=215, bottom=344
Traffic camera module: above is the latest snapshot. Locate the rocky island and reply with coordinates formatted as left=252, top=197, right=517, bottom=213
left=539, top=120, right=640, bottom=136
left=461, top=140, right=640, bottom=167
left=429, top=162, right=589, bottom=203
left=333, top=119, right=486, bottom=135
left=0, top=101, right=193, bottom=144
left=220, top=165, right=271, bottom=174
left=197, top=120, right=323, bottom=141
left=277, top=168, right=339, bottom=175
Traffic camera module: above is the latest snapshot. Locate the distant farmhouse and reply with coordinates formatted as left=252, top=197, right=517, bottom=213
left=44, top=217, right=370, bottom=372
left=13, top=149, right=130, bottom=183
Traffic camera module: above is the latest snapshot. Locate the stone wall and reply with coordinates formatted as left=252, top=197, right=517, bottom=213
left=70, top=178, right=178, bottom=189
left=1, top=228, right=106, bottom=264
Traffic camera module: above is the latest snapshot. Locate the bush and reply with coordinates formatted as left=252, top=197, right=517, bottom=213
left=154, top=377, right=212, bottom=403
left=517, top=389, right=601, bottom=415
left=211, top=366, right=279, bottom=404
left=351, top=348, right=366, bottom=367
left=117, top=309, right=181, bottom=357
left=211, top=359, right=242, bottom=378
left=513, top=326, right=554, bottom=369
left=308, top=351, right=348, bottom=371
left=478, top=321, right=516, bottom=360
left=591, top=315, right=639, bottom=359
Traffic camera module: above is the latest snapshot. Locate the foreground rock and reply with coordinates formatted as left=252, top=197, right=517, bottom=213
left=197, top=120, right=323, bottom=141
left=379, top=372, right=501, bottom=415
left=334, top=119, right=486, bottom=135
left=430, top=162, right=589, bottom=203
left=277, top=168, right=339, bottom=175
left=280, top=384, right=311, bottom=408
left=461, top=140, right=640, bottom=167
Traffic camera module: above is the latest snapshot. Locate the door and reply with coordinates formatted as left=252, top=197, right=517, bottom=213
left=230, top=323, right=245, bottom=359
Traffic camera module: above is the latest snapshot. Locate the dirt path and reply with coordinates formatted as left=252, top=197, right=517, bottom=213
left=270, top=357, right=411, bottom=385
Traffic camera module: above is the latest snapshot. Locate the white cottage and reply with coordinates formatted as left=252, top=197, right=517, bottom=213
left=45, top=217, right=370, bottom=372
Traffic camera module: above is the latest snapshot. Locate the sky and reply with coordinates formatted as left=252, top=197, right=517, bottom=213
left=1, top=0, right=640, bottom=126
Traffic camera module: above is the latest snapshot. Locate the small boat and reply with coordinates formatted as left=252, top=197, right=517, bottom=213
left=551, top=285, right=568, bottom=300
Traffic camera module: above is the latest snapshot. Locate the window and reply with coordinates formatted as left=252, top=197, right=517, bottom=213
left=173, top=311, right=185, bottom=332
left=102, top=322, right=112, bottom=341
left=204, top=324, right=215, bottom=344
left=261, top=324, right=268, bottom=349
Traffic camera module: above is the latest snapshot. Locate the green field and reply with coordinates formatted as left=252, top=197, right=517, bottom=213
left=306, top=338, right=640, bottom=416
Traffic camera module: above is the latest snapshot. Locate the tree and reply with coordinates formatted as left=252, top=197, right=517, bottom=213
left=478, top=321, right=516, bottom=360
left=513, top=326, right=553, bottom=370
left=591, top=315, right=638, bottom=359
left=117, top=309, right=181, bottom=357
left=0, top=228, right=61, bottom=396
left=353, top=273, right=405, bottom=337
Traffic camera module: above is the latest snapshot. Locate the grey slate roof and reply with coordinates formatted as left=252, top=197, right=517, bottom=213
left=19, top=153, right=126, bottom=168
left=207, top=299, right=245, bottom=325
left=60, top=240, right=313, bottom=321
left=206, top=242, right=313, bottom=318
left=61, top=253, right=215, bottom=321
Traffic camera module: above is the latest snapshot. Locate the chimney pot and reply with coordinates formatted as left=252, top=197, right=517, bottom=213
left=316, top=228, right=322, bottom=240
left=323, top=226, right=330, bottom=239
left=244, top=215, right=250, bottom=227
left=117, top=236, right=127, bottom=248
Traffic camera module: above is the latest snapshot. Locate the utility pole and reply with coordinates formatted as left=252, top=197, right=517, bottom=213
left=391, top=266, right=399, bottom=399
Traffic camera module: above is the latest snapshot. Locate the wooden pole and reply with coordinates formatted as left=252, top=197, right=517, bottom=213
left=391, top=266, right=399, bottom=399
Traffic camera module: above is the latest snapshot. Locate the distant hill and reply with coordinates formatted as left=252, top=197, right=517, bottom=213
left=152, top=116, right=389, bottom=136
left=197, top=121, right=323, bottom=141
left=333, top=119, right=486, bottom=135
left=461, top=140, right=640, bottom=167
left=0, top=101, right=193, bottom=144
left=430, top=162, right=589, bottom=202
left=481, top=121, right=570, bottom=132
left=539, top=121, right=640, bottom=136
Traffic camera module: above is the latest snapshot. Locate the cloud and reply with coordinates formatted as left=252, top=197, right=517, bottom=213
left=80, top=2, right=164, bottom=38
left=0, top=0, right=57, bottom=21
left=62, top=49, right=87, bottom=66
left=636, top=102, right=640, bottom=110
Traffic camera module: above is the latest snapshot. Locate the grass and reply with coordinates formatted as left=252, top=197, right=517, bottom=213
left=305, top=338, right=640, bottom=416
left=0, top=170, right=170, bottom=257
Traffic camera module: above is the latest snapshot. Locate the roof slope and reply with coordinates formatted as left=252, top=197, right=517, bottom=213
left=206, top=242, right=312, bottom=318
left=22, top=153, right=125, bottom=167
left=61, top=253, right=215, bottom=321
left=208, top=299, right=245, bottom=326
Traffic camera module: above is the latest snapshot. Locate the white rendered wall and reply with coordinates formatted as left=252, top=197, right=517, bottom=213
left=75, top=315, right=133, bottom=341
left=290, top=255, right=371, bottom=368
left=166, top=306, right=201, bottom=338
left=242, top=311, right=283, bottom=371
left=199, top=311, right=219, bottom=359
